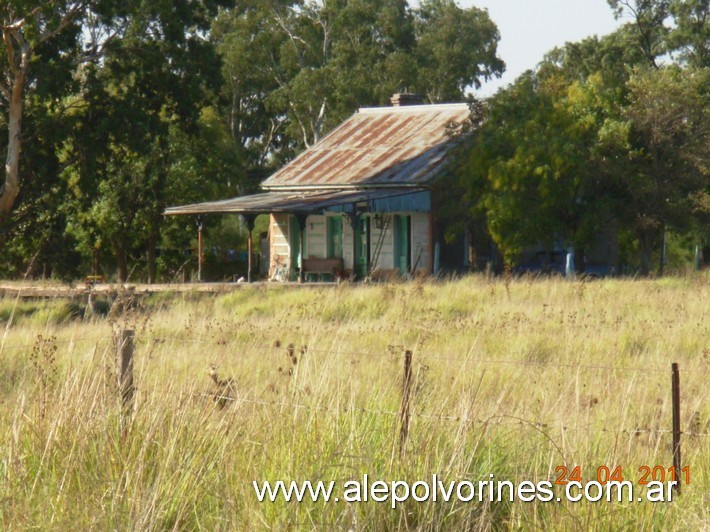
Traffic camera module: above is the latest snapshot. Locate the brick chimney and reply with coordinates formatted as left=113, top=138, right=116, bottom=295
left=390, top=92, right=423, bottom=107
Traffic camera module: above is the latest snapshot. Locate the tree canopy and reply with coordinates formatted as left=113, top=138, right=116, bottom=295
left=461, top=2, right=708, bottom=273
left=1, top=0, right=505, bottom=281
left=1, top=0, right=706, bottom=280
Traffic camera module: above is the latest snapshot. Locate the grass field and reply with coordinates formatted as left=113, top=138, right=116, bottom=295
left=0, top=275, right=708, bottom=530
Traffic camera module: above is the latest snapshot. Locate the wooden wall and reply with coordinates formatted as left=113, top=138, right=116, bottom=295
left=411, top=212, right=432, bottom=273
left=269, top=211, right=433, bottom=278
left=305, top=215, right=327, bottom=258
left=269, top=214, right=290, bottom=277
left=369, top=215, right=394, bottom=271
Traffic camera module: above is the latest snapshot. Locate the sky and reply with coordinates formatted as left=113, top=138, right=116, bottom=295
left=458, top=0, right=625, bottom=96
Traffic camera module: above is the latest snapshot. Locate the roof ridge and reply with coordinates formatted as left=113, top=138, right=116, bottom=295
left=358, top=103, right=469, bottom=113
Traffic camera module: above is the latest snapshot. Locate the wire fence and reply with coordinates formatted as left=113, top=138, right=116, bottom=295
left=1, top=331, right=708, bottom=446
left=181, top=392, right=710, bottom=437
left=0, top=335, right=106, bottom=351
left=190, top=393, right=710, bottom=438
left=2, top=332, right=708, bottom=376
left=142, top=335, right=709, bottom=375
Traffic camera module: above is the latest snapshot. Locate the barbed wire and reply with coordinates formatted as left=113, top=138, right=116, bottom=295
left=1, top=332, right=706, bottom=376
left=0, top=335, right=107, bottom=351
left=139, top=335, right=707, bottom=375
left=188, top=393, right=709, bottom=438
left=1, top=333, right=706, bottom=439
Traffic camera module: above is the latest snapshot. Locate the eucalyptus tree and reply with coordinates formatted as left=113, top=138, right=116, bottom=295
left=0, top=0, right=125, bottom=216
left=214, top=0, right=504, bottom=153
left=414, top=0, right=504, bottom=102
left=64, top=0, right=232, bottom=282
left=620, top=66, right=709, bottom=273
left=607, top=0, right=709, bottom=67
left=463, top=15, right=708, bottom=273
left=464, top=71, right=619, bottom=266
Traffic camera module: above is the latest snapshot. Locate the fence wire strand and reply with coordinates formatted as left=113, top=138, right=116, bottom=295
left=2, top=330, right=708, bottom=440
left=188, top=392, right=709, bottom=438
left=139, top=335, right=707, bottom=375
left=2, top=332, right=706, bottom=376
left=0, top=335, right=106, bottom=351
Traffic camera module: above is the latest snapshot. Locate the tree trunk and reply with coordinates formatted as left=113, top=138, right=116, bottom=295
left=146, top=139, right=168, bottom=284
left=115, top=242, right=129, bottom=282
left=639, top=235, right=651, bottom=276
left=0, top=68, right=25, bottom=214
left=147, top=237, right=157, bottom=284
left=574, top=246, right=585, bottom=273
left=658, top=226, right=666, bottom=277
left=93, top=248, right=101, bottom=276
left=2, top=6, right=83, bottom=214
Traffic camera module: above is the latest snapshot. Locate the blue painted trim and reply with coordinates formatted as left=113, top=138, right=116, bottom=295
left=325, top=191, right=431, bottom=213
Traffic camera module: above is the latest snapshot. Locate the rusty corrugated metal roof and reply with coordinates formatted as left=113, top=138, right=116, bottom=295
left=261, top=103, right=471, bottom=189
left=164, top=188, right=428, bottom=216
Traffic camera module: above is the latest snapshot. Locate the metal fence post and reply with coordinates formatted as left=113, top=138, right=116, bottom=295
left=672, top=362, right=681, bottom=494
left=399, top=350, right=413, bottom=456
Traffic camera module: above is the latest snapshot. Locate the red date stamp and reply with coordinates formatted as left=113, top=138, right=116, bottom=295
left=554, top=465, right=690, bottom=485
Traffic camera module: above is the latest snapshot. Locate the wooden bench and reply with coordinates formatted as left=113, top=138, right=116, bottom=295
left=301, top=257, right=344, bottom=282
left=84, top=275, right=105, bottom=287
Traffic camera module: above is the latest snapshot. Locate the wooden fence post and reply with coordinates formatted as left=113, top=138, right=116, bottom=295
left=116, top=329, right=135, bottom=414
left=196, top=216, right=204, bottom=282
left=399, top=350, right=413, bottom=456
left=672, top=362, right=681, bottom=494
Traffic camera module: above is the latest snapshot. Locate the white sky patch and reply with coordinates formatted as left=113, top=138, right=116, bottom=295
left=446, top=0, right=626, bottom=96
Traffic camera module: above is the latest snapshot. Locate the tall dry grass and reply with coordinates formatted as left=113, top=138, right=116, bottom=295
left=0, top=274, right=708, bottom=530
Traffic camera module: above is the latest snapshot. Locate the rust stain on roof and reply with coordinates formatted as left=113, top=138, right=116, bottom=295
left=262, top=103, right=471, bottom=189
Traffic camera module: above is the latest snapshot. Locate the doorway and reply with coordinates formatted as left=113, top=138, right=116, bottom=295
left=327, top=216, right=343, bottom=258
left=393, top=214, right=411, bottom=275
left=356, top=216, right=370, bottom=278
left=289, top=215, right=304, bottom=279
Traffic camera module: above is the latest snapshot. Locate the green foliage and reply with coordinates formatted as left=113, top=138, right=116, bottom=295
left=464, top=71, right=618, bottom=261
left=461, top=10, right=708, bottom=273
left=2, top=0, right=705, bottom=280
left=608, top=0, right=710, bottom=67
left=667, top=0, right=710, bottom=67
left=2, top=0, right=505, bottom=281
left=622, top=66, right=709, bottom=245
left=0, top=300, right=36, bottom=323
left=213, top=0, right=503, bottom=152
left=27, top=300, right=84, bottom=325
left=415, top=0, right=504, bottom=100
left=0, top=299, right=84, bottom=325
left=607, top=0, right=671, bottom=66
left=1, top=0, right=238, bottom=282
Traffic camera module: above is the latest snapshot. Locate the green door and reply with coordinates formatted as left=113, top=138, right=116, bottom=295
left=289, top=216, right=302, bottom=280
left=356, top=217, right=370, bottom=278
left=327, top=217, right=343, bottom=258
left=393, top=215, right=411, bottom=275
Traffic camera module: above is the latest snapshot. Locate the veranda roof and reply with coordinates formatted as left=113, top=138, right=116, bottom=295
left=164, top=187, right=430, bottom=216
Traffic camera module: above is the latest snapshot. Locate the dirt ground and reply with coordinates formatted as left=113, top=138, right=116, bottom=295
left=0, top=279, right=331, bottom=298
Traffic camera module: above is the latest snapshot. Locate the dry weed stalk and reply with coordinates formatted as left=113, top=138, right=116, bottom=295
left=29, top=334, right=58, bottom=424
left=208, top=364, right=236, bottom=408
